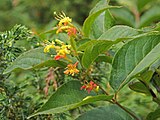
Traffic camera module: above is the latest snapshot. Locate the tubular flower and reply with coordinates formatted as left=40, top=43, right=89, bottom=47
left=64, top=62, right=79, bottom=76
left=54, top=12, right=77, bottom=36
left=81, top=81, right=99, bottom=93
left=43, top=39, right=71, bottom=61
left=56, top=26, right=71, bottom=34
left=54, top=55, right=66, bottom=60
left=54, top=11, right=72, bottom=27
left=67, top=27, right=77, bottom=37
left=44, top=41, right=55, bottom=53
left=54, top=44, right=71, bottom=60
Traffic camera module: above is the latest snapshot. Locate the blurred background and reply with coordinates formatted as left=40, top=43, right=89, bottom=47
left=0, top=0, right=99, bottom=31
left=0, top=0, right=160, bottom=120
left=1, top=0, right=160, bottom=32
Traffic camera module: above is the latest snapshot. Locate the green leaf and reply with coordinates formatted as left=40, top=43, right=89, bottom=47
left=70, top=37, right=77, bottom=53
left=139, top=6, right=160, bottom=28
left=39, top=27, right=57, bottom=35
left=137, top=0, right=152, bottom=12
left=90, top=11, right=115, bottom=39
left=95, top=55, right=112, bottom=63
left=98, top=25, right=139, bottom=40
left=83, top=5, right=120, bottom=37
left=81, top=40, right=114, bottom=69
left=74, top=95, right=113, bottom=108
left=89, top=0, right=115, bottom=39
left=89, top=0, right=109, bottom=15
left=110, top=35, right=160, bottom=91
left=76, top=105, right=134, bottom=120
left=146, top=108, right=160, bottom=120
left=28, top=80, right=113, bottom=118
left=154, top=22, right=160, bottom=31
left=77, top=39, right=92, bottom=51
left=138, top=70, right=154, bottom=84
left=34, top=60, right=67, bottom=69
left=150, top=58, right=160, bottom=71
left=110, top=8, right=135, bottom=27
left=3, top=48, right=66, bottom=74
left=129, top=81, right=150, bottom=95
left=151, top=72, right=160, bottom=93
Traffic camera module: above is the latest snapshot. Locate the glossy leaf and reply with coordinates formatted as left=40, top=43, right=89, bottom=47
left=110, top=35, right=160, bottom=91
left=76, top=105, right=134, bottom=120
left=129, top=81, right=150, bottom=95
left=3, top=48, right=66, bottom=74
left=98, top=25, right=139, bottom=40
left=28, top=80, right=113, bottom=118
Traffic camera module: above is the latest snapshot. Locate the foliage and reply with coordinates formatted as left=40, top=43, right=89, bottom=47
left=1, top=0, right=160, bottom=120
left=0, top=0, right=98, bottom=31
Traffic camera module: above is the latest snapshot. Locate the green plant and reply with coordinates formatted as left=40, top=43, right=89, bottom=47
left=2, top=0, right=160, bottom=120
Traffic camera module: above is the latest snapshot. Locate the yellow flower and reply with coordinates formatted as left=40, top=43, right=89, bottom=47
left=43, top=39, right=72, bottom=60
left=64, top=62, right=79, bottom=76
left=55, top=43, right=71, bottom=56
left=55, top=39, right=64, bottom=45
left=53, top=39, right=71, bottom=60
left=54, top=12, right=72, bottom=27
left=56, top=26, right=71, bottom=34
left=44, top=42, right=55, bottom=53
left=54, top=12, right=77, bottom=36
left=58, top=17, right=72, bottom=26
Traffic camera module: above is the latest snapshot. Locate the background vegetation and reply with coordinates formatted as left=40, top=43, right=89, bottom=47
left=0, top=0, right=160, bottom=120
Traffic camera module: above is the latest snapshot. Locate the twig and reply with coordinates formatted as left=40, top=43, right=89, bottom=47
left=93, top=80, right=140, bottom=120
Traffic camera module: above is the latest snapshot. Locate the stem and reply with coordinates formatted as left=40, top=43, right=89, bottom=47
left=94, top=82, right=140, bottom=120
left=69, top=37, right=82, bottom=66
left=131, top=8, right=140, bottom=28
left=92, top=80, right=109, bottom=96
left=84, top=70, right=139, bottom=119
left=114, top=100, right=140, bottom=120
left=70, top=37, right=78, bottom=56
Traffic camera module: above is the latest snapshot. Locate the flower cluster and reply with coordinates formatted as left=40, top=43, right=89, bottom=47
left=43, top=12, right=79, bottom=79
left=44, top=41, right=55, bottom=53
left=64, top=62, right=79, bottom=76
left=54, top=12, right=77, bottom=37
left=81, top=81, right=99, bottom=93
left=44, top=39, right=71, bottom=60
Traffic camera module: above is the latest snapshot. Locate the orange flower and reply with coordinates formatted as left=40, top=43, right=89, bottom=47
left=81, top=81, right=99, bottom=93
left=56, top=25, right=71, bottom=34
left=64, top=62, right=79, bottom=76
left=67, top=27, right=77, bottom=37
left=54, top=12, right=77, bottom=37
left=54, top=55, right=66, bottom=60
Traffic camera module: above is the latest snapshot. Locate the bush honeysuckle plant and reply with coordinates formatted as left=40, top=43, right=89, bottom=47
left=2, top=0, right=160, bottom=120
